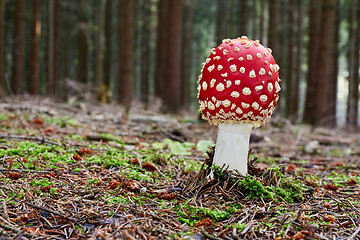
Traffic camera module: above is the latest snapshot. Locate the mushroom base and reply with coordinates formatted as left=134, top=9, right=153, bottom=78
left=212, top=123, right=253, bottom=176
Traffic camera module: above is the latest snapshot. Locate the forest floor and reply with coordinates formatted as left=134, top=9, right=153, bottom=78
left=0, top=97, right=360, bottom=240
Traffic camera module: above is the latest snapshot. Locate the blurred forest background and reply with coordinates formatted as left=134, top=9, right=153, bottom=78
left=0, top=0, right=359, bottom=128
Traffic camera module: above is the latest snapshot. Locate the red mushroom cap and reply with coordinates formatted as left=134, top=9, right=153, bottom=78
left=198, top=37, right=281, bottom=127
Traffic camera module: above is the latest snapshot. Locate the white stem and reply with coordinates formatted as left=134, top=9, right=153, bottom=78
left=213, top=123, right=253, bottom=176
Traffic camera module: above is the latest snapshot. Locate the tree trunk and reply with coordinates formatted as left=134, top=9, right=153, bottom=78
left=12, top=0, right=25, bottom=95
left=268, top=0, right=277, bottom=59
left=46, top=0, right=54, bottom=94
left=347, top=0, right=360, bottom=127
left=238, top=0, right=248, bottom=36
left=118, top=0, right=134, bottom=105
left=215, top=0, right=228, bottom=44
left=29, top=0, right=41, bottom=95
left=155, top=0, right=169, bottom=100
left=0, top=0, right=6, bottom=96
left=303, top=0, right=323, bottom=124
left=139, top=0, right=152, bottom=104
left=103, top=0, right=112, bottom=98
left=52, top=0, right=61, bottom=95
left=315, top=0, right=338, bottom=126
left=259, top=0, right=265, bottom=43
left=181, top=0, right=194, bottom=109
left=155, top=0, right=184, bottom=111
left=77, top=0, right=88, bottom=84
left=95, top=0, right=105, bottom=101
left=286, top=0, right=296, bottom=119
left=293, top=0, right=303, bottom=121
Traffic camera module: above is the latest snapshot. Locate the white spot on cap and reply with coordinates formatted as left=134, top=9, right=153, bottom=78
left=240, top=39, right=246, bottom=44
left=216, top=83, right=225, bottom=92
left=264, top=51, right=269, bottom=56
left=215, top=100, right=221, bottom=108
left=211, top=48, right=216, bottom=55
left=241, top=36, right=248, bottom=39
left=239, top=57, right=244, bottom=61
left=226, top=80, right=232, bottom=88
left=260, top=95, right=268, bottom=102
left=202, top=82, right=208, bottom=91
left=230, top=64, right=237, bottom=72
left=247, top=54, right=252, bottom=60
left=227, top=57, right=234, bottom=62
left=218, top=47, right=223, bottom=50
left=222, top=99, right=231, bottom=107
left=223, top=39, right=231, bottom=43
left=231, top=103, right=236, bottom=110
left=267, top=48, right=272, bottom=53
left=267, top=83, right=274, bottom=92
left=223, top=49, right=229, bottom=55
left=242, top=87, right=251, bottom=95
left=234, top=47, right=240, bottom=52
left=255, top=85, right=263, bottom=91
left=236, top=107, right=243, bottom=115
left=241, top=102, right=250, bottom=108
left=210, top=79, right=216, bottom=88
left=213, top=56, right=221, bottom=60
left=235, top=80, right=241, bottom=85
left=256, top=53, right=262, bottom=59
left=240, top=67, right=245, bottom=74
left=259, top=68, right=265, bottom=76
left=268, top=71, right=272, bottom=76
left=197, top=84, right=201, bottom=92
left=217, top=65, right=223, bottom=71
left=275, top=82, right=281, bottom=93
left=254, top=40, right=260, bottom=46
left=208, top=65, right=215, bottom=72
left=265, top=60, right=269, bottom=64
left=231, top=91, right=240, bottom=98
left=274, top=64, right=280, bottom=72
left=208, top=101, right=215, bottom=110
left=249, top=70, right=256, bottom=78
left=199, top=101, right=206, bottom=110
left=221, top=73, right=228, bottom=77
left=245, top=43, right=251, bottom=48
left=251, top=102, right=260, bottom=110
left=206, top=58, right=211, bottom=64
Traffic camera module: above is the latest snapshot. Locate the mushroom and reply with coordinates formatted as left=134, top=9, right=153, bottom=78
left=197, top=37, right=281, bottom=176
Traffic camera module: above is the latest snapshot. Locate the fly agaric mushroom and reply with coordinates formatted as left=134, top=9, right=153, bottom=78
left=198, top=36, right=281, bottom=176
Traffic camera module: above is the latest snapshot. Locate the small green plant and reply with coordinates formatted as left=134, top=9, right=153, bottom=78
left=238, top=176, right=275, bottom=199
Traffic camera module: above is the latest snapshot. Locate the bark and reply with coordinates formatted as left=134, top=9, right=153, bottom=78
left=103, top=0, right=112, bottom=93
left=29, top=0, right=41, bottom=95
left=118, top=0, right=134, bottom=105
left=0, top=0, right=6, bottom=96
left=293, top=0, right=303, bottom=121
left=46, top=0, right=54, bottom=94
left=64, top=0, right=71, bottom=79
left=303, top=0, right=323, bottom=124
left=347, top=0, right=360, bottom=127
left=181, top=0, right=194, bottom=108
left=95, top=0, right=105, bottom=99
left=155, top=0, right=184, bottom=111
left=77, top=0, right=88, bottom=84
left=315, top=0, right=338, bottom=126
left=53, top=0, right=61, bottom=95
left=238, top=0, right=248, bottom=36
left=259, top=0, right=265, bottom=43
left=286, top=0, right=296, bottom=119
left=215, top=0, right=228, bottom=44
left=139, top=0, right=152, bottom=104
left=12, top=0, right=25, bottom=95
left=155, top=0, right=169, bottom=99
left=267, top=0, right=277, bottom=59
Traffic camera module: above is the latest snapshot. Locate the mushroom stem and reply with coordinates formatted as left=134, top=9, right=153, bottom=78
left=213, top=123, right=253, bottom=176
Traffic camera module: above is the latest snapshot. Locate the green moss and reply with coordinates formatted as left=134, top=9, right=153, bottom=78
left=238, top=176, right=275, bottom=199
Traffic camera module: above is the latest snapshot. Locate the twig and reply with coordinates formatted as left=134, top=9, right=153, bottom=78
left=25, top=202, right=80, bottom=224
left=0, top=134, right=62, bottom=146
left=0, top=222, right=32, bottom=238
left=201, top=226, right=219, bottom=240
left=348, top=225, right=360, bottom=240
